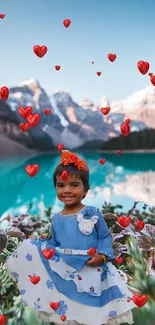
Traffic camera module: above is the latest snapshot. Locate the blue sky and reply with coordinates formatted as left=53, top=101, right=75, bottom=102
left=0, top=0, right=155, bottom=105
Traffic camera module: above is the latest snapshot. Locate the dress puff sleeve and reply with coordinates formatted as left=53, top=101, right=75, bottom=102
left=95, top=208, right=114, bottom=262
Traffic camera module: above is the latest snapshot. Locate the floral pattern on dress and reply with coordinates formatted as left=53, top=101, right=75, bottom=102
left=25, top=253, right=32, bottom=261
left=12, top=251, right=18, bottom=258
left=46, top=279, right=54, bottom=290
left=20, top=289, right=26, bottom=295
left=66, top=270, right=83, bottom=280
left=34, top=298, right=41, bottom=310
left=88, top=286, right=97, bottom=296
left=55, top=300, right=68, bottom=316
left=12, top=272, right=19, bottom=283
left=108, top=310, right=117, bottom=318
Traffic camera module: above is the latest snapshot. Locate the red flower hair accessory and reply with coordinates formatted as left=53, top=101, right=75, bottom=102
left=60, top=150, right=88, bottom=171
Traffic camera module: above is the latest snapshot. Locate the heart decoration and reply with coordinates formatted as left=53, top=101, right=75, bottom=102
left=135, top=220, right=145, bottom=231
left=42, top=248, right=55, bottom=260
left=99, top=159, right=106, bottom=165
left=33, top=45, right=47, bottom=58
left=25, top=164, right=40, bottom=177
left=125, top=118, right=131, bottom=124
left=18, top=106, right=32, bottom=119
left=120, top=123, right=130, bottom=136
left=117, top=150, right=121, bottom=155
left=63, top=19, right=71, bottom=28
left=55, top=65, right=61, bottom=71
left=0, top=86, right=9, bottom=101
left=132, top=294, right=148, bottom=307
left=0, top=315, right=7, bottom=325
left=29, top=275, right=40, bottom=285
left=97, top=71, right=101, bottom=76
left=87, top=248, right=96, bottom=256
left=118, top=216, right=132, bottom=228
left=40, top=234, right=46, bottom=239
left=61, top=170, right=69, bottom=181
left=100, top=107, right=110, bottom=115
left=44, top=109, right=51, bottom=115
left=107, top=53, right=117, bottom=62
left=150, top=75, right=155, bottom=86
left=137, top=61, right=149, bottom=75
left=20, top=123, right=30, bottom=132
left=61, top=316, right=67, bottom=321
left=27, top=113, right=41, bottom=128
left=0, top=14, right=5, bottom=19
left=50, top=301, right=60, bottom=310
left=115, top=257, right=124, bottom=264
left=57, top=143, right=64, bottom=151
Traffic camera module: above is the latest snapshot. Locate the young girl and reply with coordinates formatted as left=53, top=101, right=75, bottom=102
left=5, top=150, right=136, bottom=325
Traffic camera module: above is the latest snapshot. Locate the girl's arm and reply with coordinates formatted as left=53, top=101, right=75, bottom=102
left=95, top=208, right=114, bottom=262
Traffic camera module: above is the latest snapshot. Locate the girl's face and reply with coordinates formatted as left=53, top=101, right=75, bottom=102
left=56, top=173, right=87, bottom=207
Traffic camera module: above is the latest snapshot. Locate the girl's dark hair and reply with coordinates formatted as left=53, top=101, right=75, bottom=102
left=53, top=163, right=90, bottom=192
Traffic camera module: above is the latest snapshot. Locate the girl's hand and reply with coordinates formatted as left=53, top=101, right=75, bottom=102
left=86, top=253, right=107, bottom=267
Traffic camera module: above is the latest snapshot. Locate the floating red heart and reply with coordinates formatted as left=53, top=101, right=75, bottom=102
left=125, top=118, right=131, bottom=124
left=44, top=109, right=51, bottom=115
left=100, top=107, right=110, bottom=115
left=135, top=220, right=145, bottom=231
left=118, top=216, right=132, bottom=228
left=0, top=86, right=9, bottom=101
left=33, top=45, right=47, bottom=58
left=29, top=275, right=40, bottom=285
left=18, top=106, right=32, bottom=119
left=25, top=164, right=40, bottom=177
left=99, top=159, right=106, bottom=165
left=61, top=170, right=69, bottom=181
left=55, top=65, right=61, bottom=71
left=120, top=123, right=130, bottom=136
left=20, top=122, right=30, bottom=132
left=57, top=143, right=64, bottom=151
left=0, top=315, right=7, bottom=325
left=61, top=316, right=67, bottom=321
left=42, top=249, right=55, bottom=260
left=150, top=74, right=155, bottom=86
left=107, top=53, right=116, bottom=62
left=27, top=113, right=41, bottom=127
left=87, top=248, right=96, bottom=256
left=137, top=61, right=149, bottom=75
left=0, top=14, right=5, bottom=19
left=132, top=294, right=148, bottom=307
left=63, top=19, right=71, bottom=28
left=50, top=302, right=60, bottom=310
left=117, top=150, right=121, bottom=155
left=115, top=257, right=124, bottom=264
left=97, top=72, right=101, bottom=76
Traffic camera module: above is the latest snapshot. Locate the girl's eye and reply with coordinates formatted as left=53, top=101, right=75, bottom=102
left=72, top=184, right=78, bottom=187
left=57, top=184, right=64, bottom=187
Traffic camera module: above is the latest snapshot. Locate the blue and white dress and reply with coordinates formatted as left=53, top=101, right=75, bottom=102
left=5, top=206, right=136, bottom=325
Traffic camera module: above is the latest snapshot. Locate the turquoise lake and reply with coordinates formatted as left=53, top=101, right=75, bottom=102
left=0, top=152, right=155, bottom=220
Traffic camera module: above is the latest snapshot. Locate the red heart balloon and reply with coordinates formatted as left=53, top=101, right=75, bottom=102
left=135, top=220, right=145, bottom=231
left=57, top=143, right=64, bottom=151
left=20, top=122, right=30, bottom=132
left=33, top=45, right=47, bottom=58
left=150, top=74, right=155, bottom=86
left=99, top=159, right=106, bottom=165
left=29, top=275, right=40, bottom=285
left=137, top=61, right=149, bottom=75
left=0, top=14, right=5, bottom=19
left=0, top=86, right=9, bottom=101
left=118, top=216, right=132, bottom=228
left=25, top=164, right=40, bottom=177
left=125, top=118, right=131, bottom=124
left=61, top=170, right=69, bottom=181
left=44, top=109, right=51, bottom=115
left=61, top=316, right=67, bottom=321
left=117, top=150, right=121, bottom=155
left=55, top=65, right=61, bottom=71
left=50, top=302, right=60, bottom=310
left=107, top=53, right=117, bottom=62
left=18, top=106, right=32, bottom=119
left=115, top=257, right=124, bottom=264
left=100, top=107, right=110, bottom=115
left=63, top=19, right=71, bottom=28
left=0, top=315, right=7, bottom=325
left=27, top=113, right=41, bottom=127
left=42, top=249, right=55, bottom=260
left=132, top=294, right=148, bottom=307
left=120, top=123, right=130, bottom=136
left=87, top=248, right=96, bottom=256
left=97, top=71, right=101, bottom=76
